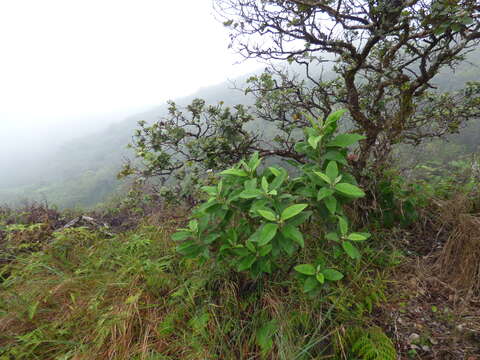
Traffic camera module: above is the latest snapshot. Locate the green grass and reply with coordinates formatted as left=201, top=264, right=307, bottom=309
left=0, top=213, right=397, bottom=360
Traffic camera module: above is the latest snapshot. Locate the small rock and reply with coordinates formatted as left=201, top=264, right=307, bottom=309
left=422, top=345, right=430, bottom=352
left=409, top=333, right=420, bottom=343
left=429, top=337, right=439, bottom=345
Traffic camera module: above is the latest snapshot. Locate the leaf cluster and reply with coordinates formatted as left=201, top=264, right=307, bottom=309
left=172, top=110, right=370, bottom=292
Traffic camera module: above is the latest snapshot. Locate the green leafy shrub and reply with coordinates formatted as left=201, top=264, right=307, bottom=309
left=372, top=154, right=480, bottom=228
left=374, top=174, right=422, bottom=228
left=173, top=110, right=370, bottom=291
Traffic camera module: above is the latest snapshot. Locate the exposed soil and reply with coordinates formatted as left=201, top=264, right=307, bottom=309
left=379, top=258, right=480, bottom=359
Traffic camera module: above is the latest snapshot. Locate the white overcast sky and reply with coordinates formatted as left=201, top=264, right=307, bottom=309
left=0, top=0, right=260, bottom=129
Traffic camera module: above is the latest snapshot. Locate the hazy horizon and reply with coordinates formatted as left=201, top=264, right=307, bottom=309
left=0, top=0, right=261, bottom=192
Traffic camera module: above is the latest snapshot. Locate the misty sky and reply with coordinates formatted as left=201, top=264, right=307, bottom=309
left=0, top=0, right=260, bottom=131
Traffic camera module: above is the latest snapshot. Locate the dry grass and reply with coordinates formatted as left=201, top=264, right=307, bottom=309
left=436, top=213, right=480, bottom=294
left=431, top=195, right=480, bottom=295
left=0, top=210, right=191, bottom=360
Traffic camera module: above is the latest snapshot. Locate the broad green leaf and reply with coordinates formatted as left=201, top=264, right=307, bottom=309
left=460, top=16, right=474, bottom=25
left=258, top=258, right=272, bottom=274
left=231, top=246, right=250, bottom=257
left=281, top=224, right=304, bottom=248
left=281, top=204, right=308, bottom=221
left=261, top=176, right=269, bottom=192
left=340, top=173, right=357, bottom=185
left=176, top=240, right=195, bottom=253
left=246, top=240, right=256, bottom=253
left=198, top=216, right=210, bottom=233
left=250, top=199, right=269, bottom=213
left=257, top=223, right=278, bottom=246
left=209, top=206, right=227, bottom=220
left=270, top=168, right=288, bottom=190
left=316, top=272, right=325, bottom=284
left=358, top=232, right=371, bottom=239
left=451, top=23, right=462, bottom=32
left=324, top=150, right=348, bottom=165
left=256, top=320, right=277, bottom=354
left=248, top=152, right=261, bottom=171
left=203, top=233, right=220, bottom=244
left=201, top=186, right=217, bottom=196
left=197, top=198, right=217, bottom=213
left=317, top=188, right=334, bottom=201
left=327, top=133, right=365, bottom=148
left=248, top=226, right=261, bottom=243
left=324, top=195, right=337, bottom=215
left=279, top=236, right=296, bottom=256
left=322, top=268, right=344, bottom=281
left=347, top=232, right=370, bottom=241
left=258, top=244, right=273, bottom=257
left=177, top=242, right=204, bottom=258
left=335, top=183, right=366, bottom=198
left=237, top=255, right=256, bottom=271
left=294, top=264, right=316, bottom=275
left=326, top=232, right=340, bottom=242
left=257, top=209, right=277, bottom=222
left=227, top=189, right=244, bottom=202
left=314, top=171, right=332, bottom=184
left=227, top=228, right=238, bottom=244
left=269, top=167, right=281, bottom=176
left=325, top=109, right=347, bottom=125
left=288, top=211, right=312, bottom=227
left=244, top=178, right=257, bottom=190
left=342, top=241, right=361, bottom=259
left=433, top=26, right=446, bottom=35
left=220, top=168, right=249, bottom=177
left=296, top=186, right=317, bottom=198
left=337, top=216, right=348, bottom=236
left=305, top=113, right=319, bottom=127
left=294, top=141, right=309, bottom=154
left=189, top=312, right=210, bottom=333
left=303, top=276, right=318, bottom=293
left=171, top=231, right=191, bottom=241
left=308, top=135, right=322, bottom=149
left=219, top=244, right=231, bottom=253
left=305, top=127, right=317, bottom=137
left=239, top=189, right=264, bottom=199
left=326, top=161, right=338, bottom=182
left=188, top=220, right=198, bottom=232
left=286, top=159, right=301, bottom=168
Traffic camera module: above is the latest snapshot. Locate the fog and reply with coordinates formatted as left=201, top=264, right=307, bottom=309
left=0, top=0, right=260, bottom=194
left=0, top=107, right=149, bottom=187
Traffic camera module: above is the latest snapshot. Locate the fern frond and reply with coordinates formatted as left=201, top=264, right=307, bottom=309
left=335, top=326, right=397, bottom=360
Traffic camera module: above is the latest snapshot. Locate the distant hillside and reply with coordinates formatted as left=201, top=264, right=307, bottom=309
left=0, top=79, right=253, bottom=208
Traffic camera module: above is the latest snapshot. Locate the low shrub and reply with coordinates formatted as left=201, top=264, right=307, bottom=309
left=173, top=110, right=371, bottom=293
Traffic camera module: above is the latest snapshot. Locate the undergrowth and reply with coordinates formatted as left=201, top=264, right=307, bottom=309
left=0, top=207, right=399, bottom=359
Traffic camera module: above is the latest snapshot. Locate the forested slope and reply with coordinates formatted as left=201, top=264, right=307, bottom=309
left=0, top=80, right=252, bottom=208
